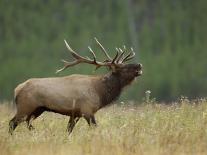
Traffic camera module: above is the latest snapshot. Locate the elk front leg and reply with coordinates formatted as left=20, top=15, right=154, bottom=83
left=84, top=115, right=97, bottom=126
left=67, top=116, right=80, bottom=135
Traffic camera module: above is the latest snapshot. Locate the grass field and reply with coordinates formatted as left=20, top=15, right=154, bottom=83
left=0, top=99, right=207, bottom=155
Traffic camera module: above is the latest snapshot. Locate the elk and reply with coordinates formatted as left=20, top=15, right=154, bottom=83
left=9, top=38, right=142, bottom=135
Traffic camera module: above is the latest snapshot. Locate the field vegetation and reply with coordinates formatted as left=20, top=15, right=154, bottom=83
left=0, top=99, right=207, bottom=155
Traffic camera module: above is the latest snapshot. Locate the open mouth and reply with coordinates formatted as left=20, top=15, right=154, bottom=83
left=135, top=70, right=142, bottom=76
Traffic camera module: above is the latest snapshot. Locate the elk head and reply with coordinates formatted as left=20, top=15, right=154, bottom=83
left=56, top=38, right=142, bottom=84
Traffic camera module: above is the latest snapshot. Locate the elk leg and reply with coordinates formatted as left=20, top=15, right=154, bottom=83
left=26, top=107, right=45, bottom=130
left=91, top=116, right=97, bottom=126
left=67, top=116, right=80, bottom=135
left=26, top=115, right=35, bottom=130
left=84, top=115, right=97, bottom=126
left=9, top=117, right=18, bottom=135
left=9, top=115, right=25, bottom=135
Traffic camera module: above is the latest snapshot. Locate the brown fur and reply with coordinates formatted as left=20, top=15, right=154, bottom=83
left=9, top=63, right=142, bottom=135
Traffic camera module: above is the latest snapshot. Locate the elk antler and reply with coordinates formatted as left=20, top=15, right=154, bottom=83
left=94, top=37, right=112, bottom=61
left=56, top=38, right=136, bottom=73
left=121, top=47, right=135, bottom=63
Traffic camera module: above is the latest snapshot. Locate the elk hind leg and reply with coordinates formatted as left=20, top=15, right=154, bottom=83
left=9, top=115, right=26, bottom=135
left=26, top=107, right=46, bottom=130
left=26, top=115, right=35, bottom=130
left=9, top=104, right=39, bottom=134
left=9, top=117, right=18, bottom=135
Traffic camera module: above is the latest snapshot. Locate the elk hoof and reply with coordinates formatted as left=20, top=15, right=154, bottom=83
left=28, top=124, right=35, bottom=130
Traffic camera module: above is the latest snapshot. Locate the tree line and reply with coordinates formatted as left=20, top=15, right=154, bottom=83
left=0, top=0, right=206, bottom=101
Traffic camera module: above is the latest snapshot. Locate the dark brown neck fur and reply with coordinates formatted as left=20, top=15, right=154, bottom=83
left=96, top=72, right=135, bottom=107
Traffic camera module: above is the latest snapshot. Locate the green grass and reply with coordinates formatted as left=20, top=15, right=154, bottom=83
left=0, top=99, right=207, bottom=155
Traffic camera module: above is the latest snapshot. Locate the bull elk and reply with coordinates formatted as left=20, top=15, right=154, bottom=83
left=9, top=38, right=142, bottom=135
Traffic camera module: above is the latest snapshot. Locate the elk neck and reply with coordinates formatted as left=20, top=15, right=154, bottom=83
left=96, top=72, right=135, bottom=107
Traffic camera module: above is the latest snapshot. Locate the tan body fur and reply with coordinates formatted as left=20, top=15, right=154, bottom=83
left=15, top=75, right=101, bottom=118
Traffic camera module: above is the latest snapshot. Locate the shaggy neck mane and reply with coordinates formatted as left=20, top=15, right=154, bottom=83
left=97, top=72, right=134, bottom=107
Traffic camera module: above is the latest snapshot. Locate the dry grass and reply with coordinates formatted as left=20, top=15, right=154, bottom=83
left=0, top=99, right=207, bottom=155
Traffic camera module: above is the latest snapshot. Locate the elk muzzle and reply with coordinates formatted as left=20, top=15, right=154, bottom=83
left=135, top=63, right=142, bottom=76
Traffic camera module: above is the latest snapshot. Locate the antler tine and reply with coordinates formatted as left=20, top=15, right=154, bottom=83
left=116, top=48, right=126, bottom=63
left=115, top=47, right=119, bottom=53
left=56, top=59, right=80, bottom=73
left=88, top=46, right=97, bottom=61
left=56, top=40, right=94, bottom=73
left=94, top=37, right=112, bottom=60
left=64, top=40, right=87, bottom=60
left=111, top=49, right=119, bottom=63
left=124, top=52, right=135, bottom=62
left=121, top=47, right=135, bottom=63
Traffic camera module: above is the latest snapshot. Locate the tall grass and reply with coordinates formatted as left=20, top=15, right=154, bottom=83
left=0, top=99, right=207, bottom=155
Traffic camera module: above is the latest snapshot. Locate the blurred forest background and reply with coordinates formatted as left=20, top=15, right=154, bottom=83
left=0, top=0, right=206, bottom=102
